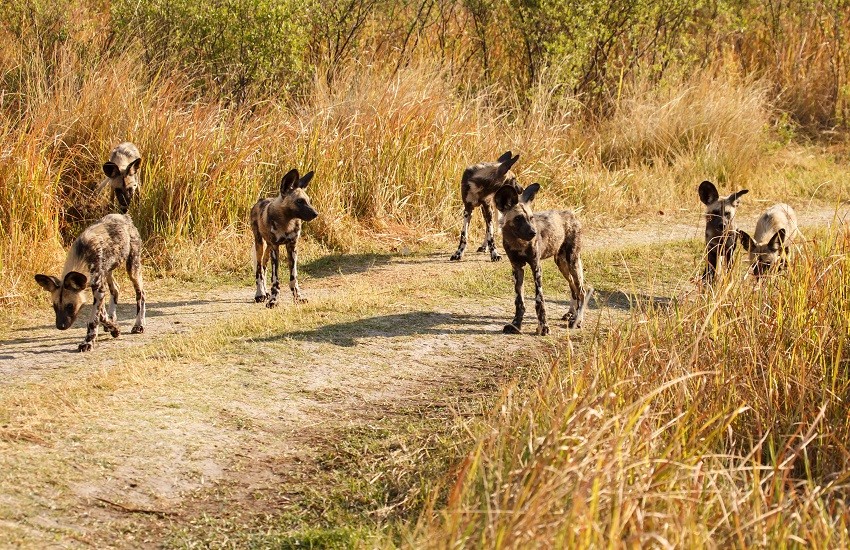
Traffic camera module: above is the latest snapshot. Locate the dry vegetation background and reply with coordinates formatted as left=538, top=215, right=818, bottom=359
left=1, top=0, right=850, bottom=546
left=1, top=0, right=849, bottom=302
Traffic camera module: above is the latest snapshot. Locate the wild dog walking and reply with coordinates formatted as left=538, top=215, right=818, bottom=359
left=494, top=183, right=592, bottom=335
left=738, top=203, right=799, bottom=279
left=450, top=151, right=521, bottom=262
left=99, top=142, right=142, bottom=214
left=251, top=168, right=318, bottom=307
left=698, top=180, right=749, bottom=282
left=35, top=214, right=146, bottom=352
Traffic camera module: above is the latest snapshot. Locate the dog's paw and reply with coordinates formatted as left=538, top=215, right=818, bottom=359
left=476, top=245, right=487, bottom=253
left=490, top=252, right=502, bottom=262
left=131, top=325, right=144, bottom=334
left=450, top=252, right=462, bottom=261
left=536, top=324, right=550, bottom=336
left=78, top=342, right=93, bottom=352
left=502, top=323, right=521, bottom=334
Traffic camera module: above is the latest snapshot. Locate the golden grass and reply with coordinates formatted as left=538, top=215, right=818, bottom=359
left=4, top=50, right=848, bottom=310
left=410, top=226, right=850, bottom=547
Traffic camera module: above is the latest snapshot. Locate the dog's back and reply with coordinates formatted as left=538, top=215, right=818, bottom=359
left=531, top=210, right=582, bottom=260
left=754, top=203, right=798, bottom=244
left=63, top=214, right=138, bottom=277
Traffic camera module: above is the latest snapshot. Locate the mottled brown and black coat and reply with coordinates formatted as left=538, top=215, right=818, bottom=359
left=250, top=168, right=318, bottom=307
left=738, top=203, right=798, bottom=278
left=450, top=151, right=521, bottom=262
left=698, top=180, right=749, bottom=282
left=35, top=213, right=146, bottom=352
left=99, top=142, right=142, bottom=214
left=494, top=183, right=591, bottom=335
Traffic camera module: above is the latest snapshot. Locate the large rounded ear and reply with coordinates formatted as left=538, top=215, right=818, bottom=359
left=767, top=228, right=786, bottom=252
left=494, top=186, right=519, bottom=212
left=496, top=151, right=513, bottom=163
left=738, top=230, right=754, bottom=252
left=520, top=182, right=540, bottom=203
left=127, top=157, right=142, bottom=176
left=698, top=180, right=719, bottom=205
left=298, top=170, right=314, bottom=189
left=279, top=169, right=299, bottom=195
left=497, top=154, right=520, bottom=177
left=34, top=274, right=61, bottom=292
left=63, top=271, right=88, bottom=292
left=103, top=162, right=120, bottom=178
left=731, top=189, right=749, bottom=206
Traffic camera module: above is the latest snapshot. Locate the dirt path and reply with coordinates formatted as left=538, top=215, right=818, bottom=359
left=0, top=203, right=846, bottom=547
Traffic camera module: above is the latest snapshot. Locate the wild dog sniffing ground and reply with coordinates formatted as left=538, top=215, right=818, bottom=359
left=0, top=206, right=846, bottom=547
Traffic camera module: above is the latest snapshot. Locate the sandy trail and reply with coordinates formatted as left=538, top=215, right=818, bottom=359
left=0, top=203, right=846, bottom=546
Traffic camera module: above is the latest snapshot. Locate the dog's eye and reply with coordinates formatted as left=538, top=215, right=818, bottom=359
left=66, top=304, right=75, bottom=315
left=297, top=199, right=306, bottom=205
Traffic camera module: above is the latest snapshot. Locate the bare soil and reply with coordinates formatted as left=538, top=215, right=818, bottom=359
left=0, top=204, right=846, bottom=547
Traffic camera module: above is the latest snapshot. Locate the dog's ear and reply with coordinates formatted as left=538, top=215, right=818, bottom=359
left=496, top=151, right=513, bottom=163
left=35, top=274, right=61, bottom=292
left=520, top=182, right=540, bottom=203
left=730, top=189, right=749, bottom=206
left=497, top=154, right=519, bottom=177
left=298, top=171, right=314, bottom=189
left=127, top=157, right=142, bottom=176
left=280, top=169, right=299, bottom=194
left=738, top=230, right=753, bottom=252
left=698, top=180, right=719, bottom=205
left=520, top=183, right=540, bottom=203
left=63, top=272, right=88, bottom=292
left=103, top=162, right=120, bottom=178
left=768, top=228, right=786, bottom=252
left=494, top=186, right=519, bottom=212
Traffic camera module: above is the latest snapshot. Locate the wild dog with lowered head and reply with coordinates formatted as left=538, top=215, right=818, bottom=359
left=738, top=203, right=798, bottom=279
left=251, top=168, right=318, bottom=307
left=494, top=183, right=592, bottom=335
left=698, top=180, right=749, bottom=282
left=99, top=142, right=142, bottom=214
left=35, top=213, right=146, bottom=352
left=450, top=151, right=521, bottom=262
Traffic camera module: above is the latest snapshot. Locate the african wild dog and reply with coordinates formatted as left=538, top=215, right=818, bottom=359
left=450, top=151, right=521, bottom=262
left=35, top=214, right=146, bottom=352
left=99, top=142, right=142, bottom=214
left=698, top=180, right=749, bottom=282
left=738, top=203, right=798, bottom=279
left=251, top=168, right=318, bottom=307
left=494, top=183, right=592, bottom=335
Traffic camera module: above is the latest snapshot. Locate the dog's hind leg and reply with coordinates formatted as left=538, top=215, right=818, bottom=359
left=450, top=204, right=473, bottom=261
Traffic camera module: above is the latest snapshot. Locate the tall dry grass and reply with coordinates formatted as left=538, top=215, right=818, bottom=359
left=1, top=28, right=848, bottom=308
left=410, top=228, right=850, bottom=547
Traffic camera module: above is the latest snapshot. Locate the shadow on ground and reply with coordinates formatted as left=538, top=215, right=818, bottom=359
left=589, top=289, right=675, bottom=311
left=258, top=311, right=500, bottom=347
left=2, top=298, right=240, bottom=345
left=301, top=253, right=395, bottom=278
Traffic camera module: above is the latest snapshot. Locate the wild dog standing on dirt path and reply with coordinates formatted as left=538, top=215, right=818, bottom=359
left=494, top=183, right=592, bottom=335
left=35, top=214, right=146, bottom=352
left=450, top=151, right=521, bottom=262
left=698, top=180, right=749, bottom=282
left=99, top=142, right=142, bottom=214
left=251, top=168, right=318, bottom=308
left=738, top=203, right=799, bottom=279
